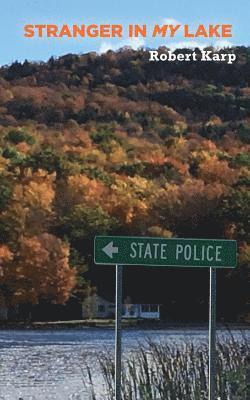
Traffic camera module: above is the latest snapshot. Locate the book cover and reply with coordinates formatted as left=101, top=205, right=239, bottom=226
left=0, top=1, right=249, bottom=399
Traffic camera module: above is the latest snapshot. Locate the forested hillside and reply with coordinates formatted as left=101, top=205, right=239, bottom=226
left=0, top=46, right=249, bottom=321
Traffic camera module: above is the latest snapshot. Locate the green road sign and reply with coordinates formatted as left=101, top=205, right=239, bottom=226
left=94, top=236, right=237, bottom=268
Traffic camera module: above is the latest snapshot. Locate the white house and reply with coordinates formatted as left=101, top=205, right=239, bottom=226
left=82, top=295, right=115, bottom=319
left=82, top=295, right=160, bottom=320
left=123, top=304, right=160, bottom=319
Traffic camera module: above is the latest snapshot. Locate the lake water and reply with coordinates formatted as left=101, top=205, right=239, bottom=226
left=0, top=328, right=248, bottom=400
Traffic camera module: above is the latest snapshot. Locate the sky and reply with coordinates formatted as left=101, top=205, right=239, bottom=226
left=0, top=0, right=249, bottom=66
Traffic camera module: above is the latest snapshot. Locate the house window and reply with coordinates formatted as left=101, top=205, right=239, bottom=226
left=98, top=305, right=105, bottom=313
left=141, top=304, right=159, bottom=313
left=129, top=305, right=136, bottom=316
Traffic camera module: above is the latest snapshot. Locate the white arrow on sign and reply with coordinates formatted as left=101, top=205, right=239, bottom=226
left=102, top=241, right=119, bottom=258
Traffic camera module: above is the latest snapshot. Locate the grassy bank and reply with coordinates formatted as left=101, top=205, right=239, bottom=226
left=85, top=338, right=249, bottom=400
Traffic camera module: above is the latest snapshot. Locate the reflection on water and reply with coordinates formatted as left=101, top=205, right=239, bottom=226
left=0, top=328, right=248, bottom=400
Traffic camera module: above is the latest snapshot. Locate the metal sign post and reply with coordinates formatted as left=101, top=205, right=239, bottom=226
left=115, top=264, right=123, bottom=400
left=209, top=267, right=216, bottom=400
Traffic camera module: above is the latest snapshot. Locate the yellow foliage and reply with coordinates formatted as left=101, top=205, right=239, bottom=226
left=12, top=174, right=55, bottom=211
left=106, top=176, right=153, bottom=224
left=109, top=145, right=127, bottom=164
left=147, top=226, right=173, bottom=238
left=24, top=181, right=55, bottom=210
left=81, top=148, right=107, bottom=165
left=0, top=155, right=9, bottom=172
left=239, top=243, right=250, bottom=266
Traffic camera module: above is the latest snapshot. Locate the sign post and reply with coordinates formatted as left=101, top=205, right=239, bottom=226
left=209, top=267, right=217, bottom=400
left=115, top=264, right=123, bottom=400
left=94, top=236, right=237, bottom=400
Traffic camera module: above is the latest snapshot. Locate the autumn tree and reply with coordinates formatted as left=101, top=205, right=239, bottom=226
left=0, top=233, right=76, bottom=306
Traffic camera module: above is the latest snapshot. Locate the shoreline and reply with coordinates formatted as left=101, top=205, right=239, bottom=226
left=0, top=319, right=248, bottom=330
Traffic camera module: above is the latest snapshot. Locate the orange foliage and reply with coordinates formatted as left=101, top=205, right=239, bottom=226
left=198, top=156, right=238, bottom=184
left=4, top=234, right=76, bottom=305
left=0, top=245, right=13, bottom=264
left=164, top=156, right=189, bottom=175
left=66, top=175, right=108, bottom=206
left=154, top=178, right=227, bottom=232
left=1, top=169, right=56, bottom=237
